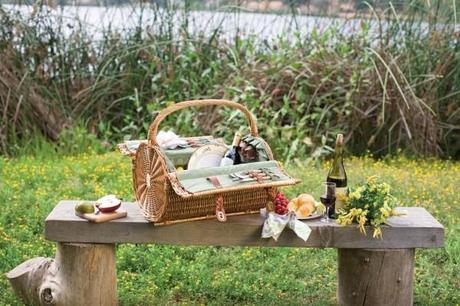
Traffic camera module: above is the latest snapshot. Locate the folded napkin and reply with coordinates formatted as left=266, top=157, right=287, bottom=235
left=156, top=131, right=187, bottom=149
left=261, top=209, right=312, bottom=242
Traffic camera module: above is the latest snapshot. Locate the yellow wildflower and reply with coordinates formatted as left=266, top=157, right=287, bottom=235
left=373, top=227, right=383, bottom=239
left=358, top=213, right=367, bottom=235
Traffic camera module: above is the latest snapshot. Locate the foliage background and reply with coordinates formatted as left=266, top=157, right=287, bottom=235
left=0, top=0, right=459, bottom=160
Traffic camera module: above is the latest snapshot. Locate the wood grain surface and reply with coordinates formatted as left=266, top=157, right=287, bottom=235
left=45, top=201, right=444, bottom=248
left=7, top=243, right=117, bottom=306
left=76, top=209, right=127, bottom=223
left=337, top=248, right=414, bottom=306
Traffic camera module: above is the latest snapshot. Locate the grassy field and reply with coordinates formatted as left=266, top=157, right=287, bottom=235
left=0, top=152, right=459, bottom=305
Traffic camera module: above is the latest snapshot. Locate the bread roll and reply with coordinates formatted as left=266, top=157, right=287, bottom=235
left=298, top=205, right=313, bottom=218
left=287, top=198, right=300, bottom=211
left=288, top=194, right=317, bottom=218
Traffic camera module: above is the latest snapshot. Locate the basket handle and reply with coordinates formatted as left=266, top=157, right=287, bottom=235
left=147, top=99, right=259, bottom=146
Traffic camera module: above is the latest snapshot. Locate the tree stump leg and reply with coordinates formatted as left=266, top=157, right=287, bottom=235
left=337, top=248, right=414, bottom=306
left=7, top=243, right=117, bottom=306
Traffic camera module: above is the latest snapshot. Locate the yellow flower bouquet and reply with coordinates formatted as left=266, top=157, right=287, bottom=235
left=336, top=176, right=401, bottom=238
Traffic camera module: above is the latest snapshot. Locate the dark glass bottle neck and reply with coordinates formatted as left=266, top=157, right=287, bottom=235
left=334, top=144, right=343, bottom=161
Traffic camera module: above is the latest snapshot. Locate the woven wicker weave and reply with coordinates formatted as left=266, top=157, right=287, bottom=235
left=132, top=99, right=299, bottom=224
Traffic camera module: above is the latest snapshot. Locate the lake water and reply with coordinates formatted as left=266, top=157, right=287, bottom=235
left=3, top=4, right=369, bottom=41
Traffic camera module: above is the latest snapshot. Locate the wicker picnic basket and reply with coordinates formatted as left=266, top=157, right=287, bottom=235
left=130, top=99, right=299, bottom=224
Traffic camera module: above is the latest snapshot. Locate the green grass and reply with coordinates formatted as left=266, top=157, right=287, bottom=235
left=0, top=152, right=458, bottom=305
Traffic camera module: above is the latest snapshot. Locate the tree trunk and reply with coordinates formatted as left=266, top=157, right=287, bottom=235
left=7, top=243, right=117, bottom=306
left=337, top=248, right=414, bottom=306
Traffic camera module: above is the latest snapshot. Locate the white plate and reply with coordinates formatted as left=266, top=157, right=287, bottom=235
left=296, top=212, right=323, bottom=220
left=187, top=144, right=228, bottom=170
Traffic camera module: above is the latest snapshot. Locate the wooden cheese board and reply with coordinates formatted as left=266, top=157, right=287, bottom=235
left=76, top=209, right=127, bottom=223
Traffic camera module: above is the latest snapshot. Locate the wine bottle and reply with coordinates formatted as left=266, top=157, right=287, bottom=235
left=327, top=134, right=348, bottom=215
left=220, top=132, right=242, bottom=166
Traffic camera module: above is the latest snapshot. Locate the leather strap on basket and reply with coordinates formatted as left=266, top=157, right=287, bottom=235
left=207, top=176, right=227, bottom=222
left=147, top=99, right=259, bottom=147
left=265, top=187, right=277, bottom=213
left=215, top=195, right=226, bottom=222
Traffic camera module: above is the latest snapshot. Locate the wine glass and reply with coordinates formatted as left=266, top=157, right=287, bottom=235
left=320, top=182, right=336, bottom=223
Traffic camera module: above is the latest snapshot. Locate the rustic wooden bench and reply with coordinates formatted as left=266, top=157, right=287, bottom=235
left=7, top=200, right=444, bottom=306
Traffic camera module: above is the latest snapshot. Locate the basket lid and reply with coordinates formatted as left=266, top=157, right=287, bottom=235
left=168, top=161, right=300, bottom=198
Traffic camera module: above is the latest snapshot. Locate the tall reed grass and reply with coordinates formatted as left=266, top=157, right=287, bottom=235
left=0, top=1, right=459, bottom=161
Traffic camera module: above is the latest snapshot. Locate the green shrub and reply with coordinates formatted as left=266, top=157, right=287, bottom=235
left=0, top=1, right=459, bottom=160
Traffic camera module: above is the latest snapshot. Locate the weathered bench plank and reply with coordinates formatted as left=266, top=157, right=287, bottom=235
left=45, top=201, right=444, bottom=248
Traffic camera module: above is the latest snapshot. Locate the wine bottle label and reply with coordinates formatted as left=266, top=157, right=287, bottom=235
left=335, top=187, right=348, bottom=210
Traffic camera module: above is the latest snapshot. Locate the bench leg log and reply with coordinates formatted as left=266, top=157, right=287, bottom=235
left=337, top=248, right=414, bottom=306
left=7, top=243, right=117, bottom=306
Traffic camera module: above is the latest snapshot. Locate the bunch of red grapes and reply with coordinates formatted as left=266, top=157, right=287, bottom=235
left=274, top=192, right=289, bottom=215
